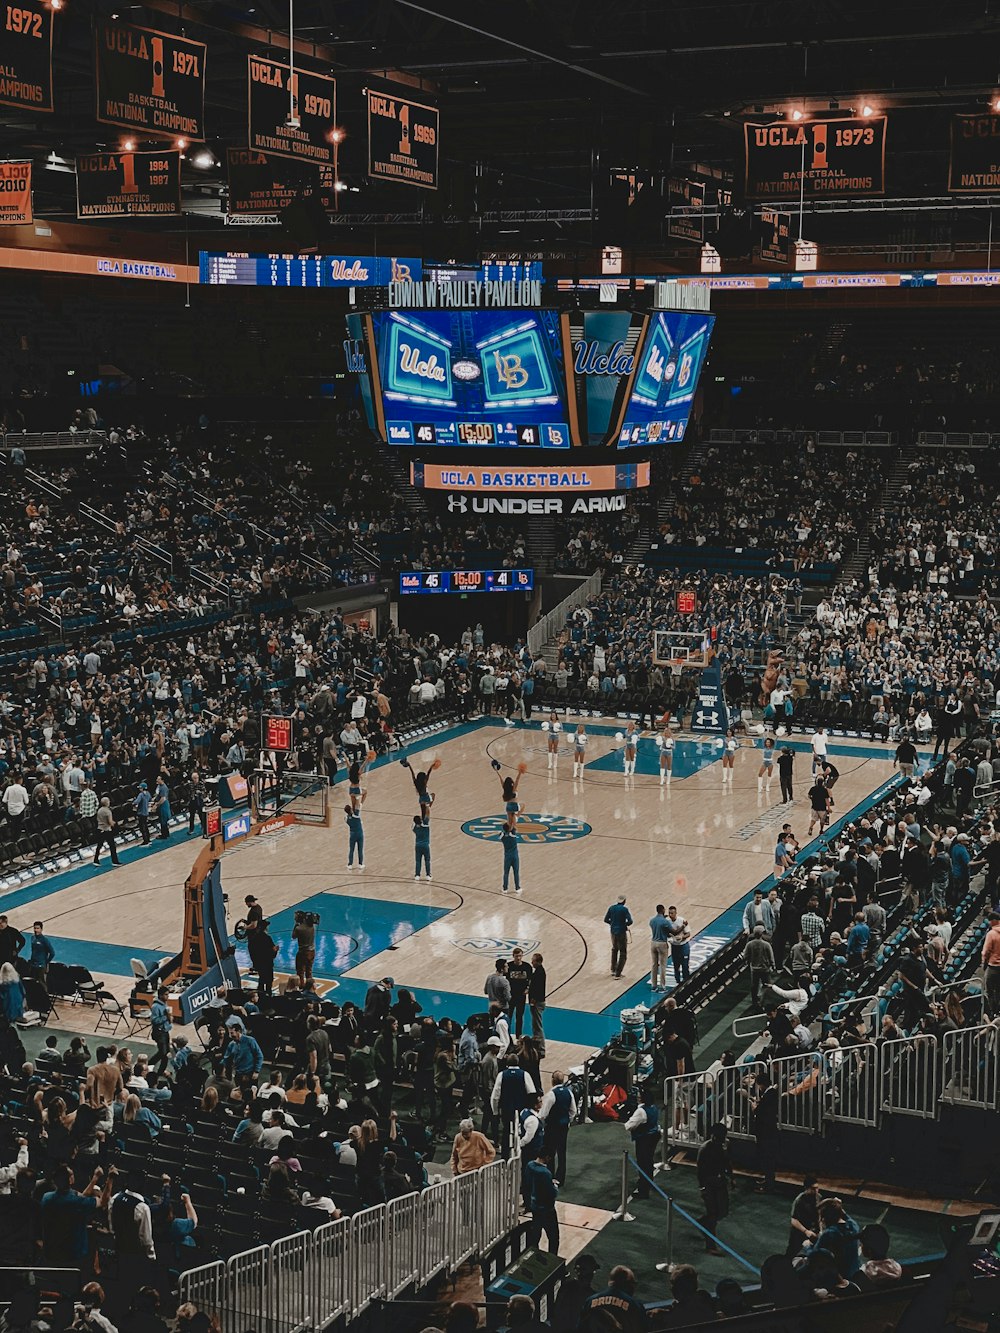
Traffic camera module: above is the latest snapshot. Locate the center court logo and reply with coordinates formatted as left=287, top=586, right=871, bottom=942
left=453, top=937, right=540, bottom=956
left=461, top=812, right=591, bottom=844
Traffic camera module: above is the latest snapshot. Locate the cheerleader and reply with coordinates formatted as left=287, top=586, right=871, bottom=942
left=541, top=712, right=562, bottom=769
left=572, top=721, right=588, bottom=779
left=347, top=752, right=373, bottom=814
left=400, top=756, right=440, bottom=823
left=492, top=757, right=527, bottom=824
left=620, top=721, right=639, bottom=778
left=657, top=729, right=675, bottom=786
left=722, top=729, right=739, bottom=784
left=757, top=735, right=776, bottom=793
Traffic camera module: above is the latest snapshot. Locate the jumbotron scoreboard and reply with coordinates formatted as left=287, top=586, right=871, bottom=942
left=399, top=568, right=534, bottom=595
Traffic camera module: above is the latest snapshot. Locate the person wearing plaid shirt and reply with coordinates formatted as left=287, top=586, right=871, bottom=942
left=799, top=898, right=826, bottom=951
left=79, top=782, right=99, bottom=820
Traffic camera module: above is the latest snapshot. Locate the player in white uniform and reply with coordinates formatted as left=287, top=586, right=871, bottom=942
left=722, top=728, right=739, bottom=784
left=657, top=730, right=675, bottom=785
left=620, top=721, right=639, bottom=779
left=541, top=712, right=562, bottom=769
left=572, top=722, right=587, bottom=780
left=810, top=726, right=828, bottom=776
left=757, top=735, right=776, bottom=793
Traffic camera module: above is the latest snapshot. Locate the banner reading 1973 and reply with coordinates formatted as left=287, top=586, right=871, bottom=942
left=0, top=0, right=54, bottom=111
left=248, top=57, right=336, bottom=166
left=744, top=116, right=886, bottom=199
left=949, top=114, right=1000, bottom=192
left=367, top=87, right=438, bottom=189
left=96, top=21, right=207, bottom=141
left=0, top=160, right=31, bottom=224
left=76, top=150, right=181, bottom=218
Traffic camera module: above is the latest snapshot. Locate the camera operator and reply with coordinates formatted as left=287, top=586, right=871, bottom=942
left=293, top=910, right=318, bottom=989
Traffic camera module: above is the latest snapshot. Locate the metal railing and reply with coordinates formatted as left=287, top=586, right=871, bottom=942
left=916, top=431, right=997, bottom=450
left=527, top=570, right=603, bottom=658
left=1, top=430, right=107, bottom=452
left=706, top=428, right=897, bottom=448
left=178, top=1154, right=520, bottom=1332
left=663, top=1022, right=1000, bottom=1152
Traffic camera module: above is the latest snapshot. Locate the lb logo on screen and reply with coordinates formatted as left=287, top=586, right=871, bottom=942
left=493, top=351, right=529, bottom=390
left=461, top=813, right=592, bottom=844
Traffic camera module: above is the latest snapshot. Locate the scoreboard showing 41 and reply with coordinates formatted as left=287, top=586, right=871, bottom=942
left=399, top=569, right=534, bottom=595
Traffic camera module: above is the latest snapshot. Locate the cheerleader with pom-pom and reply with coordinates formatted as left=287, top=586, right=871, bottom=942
left=493, top=758, right=527, bottom=825
left=541, top=712, right=562, bottom=769
left=620, top=721, right=639, bottom=778
left=722, top=728, right=739, bottom=784
left=757, top=735, right=776, bottom=793
left=572, top=721, right=587, bottom=780
left=347, top=750, right=374, bottom=814
left=400, top=756, right=440, bottom=823
left=657, top=728, right=675, bottom=785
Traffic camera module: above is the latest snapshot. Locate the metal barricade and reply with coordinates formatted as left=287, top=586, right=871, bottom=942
left=178, top=1261, right=226, bottom=1326
left=227, top=1245, right=271, bottom=1333
left=419, top=1179, right=452, bottom=1285
left=825, top=1042, right=880, bottom=1127
left=349, top=1207, right=386, bottom=1317
left=879, top=1034, right=940, bottom=1118
left=772, top=1050, right=828, bottom=1134
left=940, top=1024, right=1000, bottom=1110
left=478, top=1157, right=508, bottom=1251
left=386, top=1193, right=421, bottom=1299
left=269, top=1231, right=311, bottom=1333
left=449, top=1168, right=480, bottom=1268
left=664, top=1062, right=767, bottom=1150
left=308, top=1216, right=351, bottom=1328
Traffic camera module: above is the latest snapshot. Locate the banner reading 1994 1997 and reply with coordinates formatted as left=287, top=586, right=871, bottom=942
left=367, top=87, right=438, bottom=189
left=744, top=116, right=886, bottom=199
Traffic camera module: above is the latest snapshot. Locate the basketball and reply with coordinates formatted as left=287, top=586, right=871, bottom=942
left=430, top=758, right=442, bottom=771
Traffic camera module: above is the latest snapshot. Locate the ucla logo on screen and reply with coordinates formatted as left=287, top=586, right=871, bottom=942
left=343, top=338, right=367, bottom=373
left=398, top=342, right=447, bottom=382
left=573, top=339, right=636, bottom=376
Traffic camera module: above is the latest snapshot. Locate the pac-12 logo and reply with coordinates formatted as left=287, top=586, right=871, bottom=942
left=462, top=812, right=591, bottom=844
left=493, top=351, right=529, bottom=390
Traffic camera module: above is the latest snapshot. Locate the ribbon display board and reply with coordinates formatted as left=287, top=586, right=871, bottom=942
left=0, top=0, right=53, bottom=111
left=744, top=117, right=886, bottom=199
left=367, top=87, right=439, bottom=189
left=948, top=114, right=1000, bottom=193
left=0, top=160, right=31, bottom=224
left=758, top=207, right=791, bottom=263
left=95, top=21, right=207, bottom=141
left=76, top=150, right=181, bottom=218
left=248, top=57, right=336, bottom=166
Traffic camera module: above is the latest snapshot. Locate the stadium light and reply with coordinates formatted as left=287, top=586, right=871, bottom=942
left=176, top=138, right=188, bottom=151
left=861, top=103, right=875, bottom=118
left=122, top=138, right=136, bottom=151
left=790, top=109, right=804, bottom=121
left=192, top=150, right=215, bottom=169
left=992, top=96, right=1000, bottom=113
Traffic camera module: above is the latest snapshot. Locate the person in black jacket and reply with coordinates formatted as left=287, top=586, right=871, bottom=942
left=506, top=948, right=532, bottom=1038
left=696, top=1123, right=732, bottom=1256
left=747, top=1070, right=780, bottom=1192
left=0, top=916, right=24, bottom=968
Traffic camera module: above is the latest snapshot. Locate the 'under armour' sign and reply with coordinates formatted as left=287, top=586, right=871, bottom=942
left=690, top=661, right=729, bottom=735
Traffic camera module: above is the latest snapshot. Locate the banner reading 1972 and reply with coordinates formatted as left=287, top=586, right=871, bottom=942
left=367, top=87, right=439, bottom=189
left=248, top=57, right=336, bottom=166
left=744, top=116, right=886, bottom=199
left=949, top=114, right=1000, bottom=193
left=0, top=0, right=54, bottom=111
left=76, top=150, right=181, bottom=218
left=0, top=160, right=31, bottom=224
left=96, top=21, right=207, bottom=141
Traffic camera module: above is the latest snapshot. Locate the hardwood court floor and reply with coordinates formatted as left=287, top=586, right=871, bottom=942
left=4, top=719, right=907, bottom=1075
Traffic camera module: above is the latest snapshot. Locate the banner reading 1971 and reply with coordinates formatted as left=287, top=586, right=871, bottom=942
left=76, top=150, right=181, bottom=218
left=248, top=57, right=336, bottom=166
left=0, top=0, right=54, bottom=111
left=948, top=114, right=1000, bottom=192
left=367, top=87, right=439, bottom=189
left=744, top=116, right=886, bottom=199
left=96, top=21, right=207, bottom=141
left=0, top=160, right=31, bottom=224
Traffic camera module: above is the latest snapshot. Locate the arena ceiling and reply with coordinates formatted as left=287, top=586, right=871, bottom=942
left=3, top=0, right=1000, bottom=249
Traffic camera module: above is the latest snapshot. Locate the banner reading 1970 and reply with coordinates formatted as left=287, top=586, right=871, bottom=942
left=95, top=20, right=207, bottom=141
left=248, top=56, right=336, bottom=166
left=0, top=0, right=54, bottom=111
left=744, top=116, right=886, bottom=199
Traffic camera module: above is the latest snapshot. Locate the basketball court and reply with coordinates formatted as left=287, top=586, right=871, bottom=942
left=2, top=716, right=914, bottom=1078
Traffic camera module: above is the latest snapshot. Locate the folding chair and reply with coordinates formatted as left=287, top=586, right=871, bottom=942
left=96, top=989, right=130, bottom=1035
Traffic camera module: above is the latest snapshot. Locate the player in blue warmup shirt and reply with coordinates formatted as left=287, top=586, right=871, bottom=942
left=344, top=805, right=365, bottom=870
left=500, top=817, right=521, bottom=894
left=413, top=814, right=431, bottom=881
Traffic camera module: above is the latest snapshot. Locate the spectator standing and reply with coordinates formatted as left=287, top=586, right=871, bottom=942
left=696, top=1123, right=732, bottom=1256
left=528, top=953, right=546, bottom=1047
left=649, top=904, right=672, bottom=992
left=506, top=948, right=532, bottom=1038
left=484, top=959, right=511, bottom=1011
left=604, top=895, right=632, bottom=978
left=743, top=926, right=775, bottom=1006
left=28, top=921, right=54, bottom=985
left=132, top=782, right=152, bottom=845
left=623, top=1085, right=660, bottom=1198
left=540, top=1072, right=576, bottom=1186
left=92, top=797, right=121, bottom=867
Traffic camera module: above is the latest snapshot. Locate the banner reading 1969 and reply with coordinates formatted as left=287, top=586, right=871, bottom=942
left=248, top=57, right=336, bottom=166
left=0, top=0, right=54, bottom=112
left=76, top=150, right=181, bottom=219
left=744, top=116, right=886, bottom=199
left=948, top=114, right=1000, bottom=193
left=0, top=160, right=31, bottom=225
left=96, top=21, right=207, bottom=141
left=367, top=87, right=439, bottom=189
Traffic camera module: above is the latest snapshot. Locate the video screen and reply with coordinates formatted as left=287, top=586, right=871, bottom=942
left=368, top=309, right=571, bottom=448
left=618, top=310, right=715, bottom=448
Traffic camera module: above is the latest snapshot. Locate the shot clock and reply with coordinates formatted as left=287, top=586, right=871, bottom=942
left=399, top=569, right=534, bottom=595
left=262, top=714, right=293, bottom=752
left=676, top=589, right=698, bottom=615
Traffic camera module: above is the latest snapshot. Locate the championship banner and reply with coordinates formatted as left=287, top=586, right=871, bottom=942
left=248, top=57, right=336, bottom=166
left=96, top=21, right=207, bottom=141
left=948, top=114, right=1000, bottom=193
left=367, top=87, right=439, bottom=189
left=758, top=208, right=791, bottom=263
left=0, top=161, right=32, bottom=225
left=744, top=117, right=886, bottom=199
left=0, top=0, right=54, bottom=112
left=667, top=178, right=705, bottom=242
left=76, top=150, right=181, bottom=219
left=226, top=148, right=299, bottom=216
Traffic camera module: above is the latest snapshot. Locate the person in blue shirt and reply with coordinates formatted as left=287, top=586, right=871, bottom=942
left=413, top=814, right=431, bottom=881
left=604, top=895, right=633, bottom=978
left=845, top=913, right=870, bottom=969
left=150, top=986, right=172, bottom=1078
left=524, top=1150, right=559, bottom=1255
left=224, top=1024, right=264, bottom=1090
left=133, top=781, right=152, bottom=845
left=801, top=1197, right=862, bottom=1278
left=345, top=804, right=365, bottom=869
left=123, top=1093, right=161, bottom=1138
left=28, top=921, right=55, bottom=984
left=152, top=776, right=172, bottom=840
left=500, top=817, right=521, bottom=894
